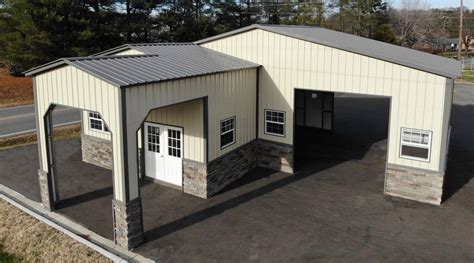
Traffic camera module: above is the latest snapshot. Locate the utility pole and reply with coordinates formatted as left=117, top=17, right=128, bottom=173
left=458, top=0, right=464, bottom=60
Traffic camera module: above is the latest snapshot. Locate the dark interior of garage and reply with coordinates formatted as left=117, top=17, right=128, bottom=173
left=293, top=90, right=391, bottom=172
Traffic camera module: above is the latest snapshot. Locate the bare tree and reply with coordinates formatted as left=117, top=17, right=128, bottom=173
left=391, top=0, right=434, bottom=48
left=461, top=10, right=474, bottom=55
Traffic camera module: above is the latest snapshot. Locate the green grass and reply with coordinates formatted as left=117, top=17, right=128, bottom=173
left=462, top=71, right=474, bottom=83
left=0, top=249, right=20, bottom=262
left=437, top=51, right=459, bottom=58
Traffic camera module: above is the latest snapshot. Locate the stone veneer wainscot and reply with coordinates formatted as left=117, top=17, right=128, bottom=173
left=385, top=163, right=444, bottom=205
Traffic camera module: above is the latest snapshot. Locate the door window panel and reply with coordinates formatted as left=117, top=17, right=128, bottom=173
left=147, top=125, right=160, bottom=153
left=167, top=129, right=182, bottom=158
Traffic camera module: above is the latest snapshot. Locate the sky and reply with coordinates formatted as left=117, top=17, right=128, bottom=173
left=390, top=0, right=471, bottom=9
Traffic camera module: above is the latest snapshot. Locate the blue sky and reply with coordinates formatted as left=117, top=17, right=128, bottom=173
left=390, top=0, right=471, bottom=9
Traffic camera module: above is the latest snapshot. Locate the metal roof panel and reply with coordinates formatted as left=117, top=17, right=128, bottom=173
left=25, top=48, right=260, bottom=87
left=196, top=24, right=461, bottom=78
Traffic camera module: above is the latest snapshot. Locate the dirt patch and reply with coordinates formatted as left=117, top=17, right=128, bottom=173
left=0, top=199, right=110, bottom=262
left=0, top=66, right=33, bottom=108
left=0, top=124, right=81, bottom=151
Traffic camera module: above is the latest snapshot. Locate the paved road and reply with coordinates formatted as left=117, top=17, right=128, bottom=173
left=0, top=104, right=80, bottom=138
left=454, top=83, right=474, bottom=106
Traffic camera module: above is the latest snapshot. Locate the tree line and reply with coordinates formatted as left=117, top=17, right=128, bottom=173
left=0, top=0, right=469, bottom=75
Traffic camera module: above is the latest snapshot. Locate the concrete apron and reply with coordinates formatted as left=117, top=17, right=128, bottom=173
left=0, top=184, right=154, bottom=263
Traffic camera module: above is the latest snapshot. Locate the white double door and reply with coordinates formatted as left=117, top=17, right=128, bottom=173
left=144, top=122, right=183, bottom=187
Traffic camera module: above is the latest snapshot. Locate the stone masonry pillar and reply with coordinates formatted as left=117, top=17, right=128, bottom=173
left=38, top=169, right=55, bottom=211
left=112, top=198, right=144, bottom=249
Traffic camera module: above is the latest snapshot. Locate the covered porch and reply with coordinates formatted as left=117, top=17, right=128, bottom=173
left=25, top=48, right=259, bottom=249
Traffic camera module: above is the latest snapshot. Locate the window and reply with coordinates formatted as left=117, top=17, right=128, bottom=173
left=89, top=112, right=109, bottom=132
left=265, top=110, right=285, bottom=136
left=167, top=129, right=181, bottom=158
left=147, top=125, right=160, bottom=153
left=400, top=128, right=432, bottom=161
left=220, top=117, right=235, bottom=149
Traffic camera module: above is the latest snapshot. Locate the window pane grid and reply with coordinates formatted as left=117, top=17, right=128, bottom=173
left=220, top=117, right=235, bottom=148
left=168, top=129, right=181, bottom=158
left=89, top=112, right=109, bottom=133
left=265, top=110, right=285, bottom=136
left=147, top=126, right=160, bottom=153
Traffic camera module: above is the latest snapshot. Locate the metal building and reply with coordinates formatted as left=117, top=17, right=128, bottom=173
left=25, top=25, right=460, bottom=250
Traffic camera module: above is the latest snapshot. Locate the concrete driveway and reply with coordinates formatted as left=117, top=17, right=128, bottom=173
left=0, top=85, right=472, bottom=262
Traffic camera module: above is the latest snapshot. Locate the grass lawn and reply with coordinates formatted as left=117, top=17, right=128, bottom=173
left=0, top=249, right=19, bottom=262
left=462, top=71, right=474, bottom=84
left=0, top=66, right=33, bottom=108
left=0, top=199, right=110, bottom=262
left=0, top=124, right=81, bottom=151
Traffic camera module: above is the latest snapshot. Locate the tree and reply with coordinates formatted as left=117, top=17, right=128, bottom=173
left=461, top=9, right=474, bottom=55
left=390, top=0, right=434, bottom=48
left=0, top=0, right=122, bottom=74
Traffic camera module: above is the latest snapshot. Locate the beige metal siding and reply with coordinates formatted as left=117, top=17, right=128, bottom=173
left=123, top=69, right=257, bottom=198
left=34, top=65, right=128, bottom=202
left=201, top=29, right=451, bottom=172
left=139, top=99, right=205, bottom=162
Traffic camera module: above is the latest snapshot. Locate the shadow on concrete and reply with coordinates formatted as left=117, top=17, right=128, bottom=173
left=142, top=95, right=391, bottom=244
left=56, top=186, right=113, bottom=210
left=443, top=104, right=474, bottom=202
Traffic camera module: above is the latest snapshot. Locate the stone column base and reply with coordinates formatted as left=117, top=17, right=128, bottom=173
left=112, top=198, right=144, bottom=249
left=38, top=169, right=54, bottom=211
left=385, top=163, right=444, bottom=205
left=81, top=134, right=113, bottom=170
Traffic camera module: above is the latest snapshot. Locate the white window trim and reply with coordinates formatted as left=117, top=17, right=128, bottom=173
left=88, top=112, right=109, bottom=134
left=220, top=116, right=236, bottom=149
left=264, top=109, right=286, bottom=137
left=399, top=128, right=432, bottom=162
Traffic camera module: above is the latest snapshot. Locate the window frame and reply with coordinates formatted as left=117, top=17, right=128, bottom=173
left=264, top=109, right=286, bottom=137
left=220, top=116, right=236, bottom=149
left=399, top=127, right=432, bottom=162
left=88, top=112, right=109, bottom=133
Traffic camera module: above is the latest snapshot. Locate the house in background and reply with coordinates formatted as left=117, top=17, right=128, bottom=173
left=25, top=24, right=461, bottom=250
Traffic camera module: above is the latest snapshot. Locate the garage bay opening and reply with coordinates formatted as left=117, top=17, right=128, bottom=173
left=293, top=89, right=391, bottom=183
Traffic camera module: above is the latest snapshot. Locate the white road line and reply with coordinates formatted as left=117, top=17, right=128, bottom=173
left=0, top=121, right=81, bottom=139
left=0, top=104, right=34, bottom=112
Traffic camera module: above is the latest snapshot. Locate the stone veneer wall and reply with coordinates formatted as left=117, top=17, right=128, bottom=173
left=81, top=133, right=294, bottom=199
left=182, top=139, right=293, bottom=199
left=183, top=159, right=208, bottom=198
left=385, top=163, right=444, bottom=205
left=81, top=134, right=113, bottom=170
left=206, top=141, right=258, bottom=197
left=112, top=198, right=143, bottom=249
left=256, top=139, right=294, bottom=174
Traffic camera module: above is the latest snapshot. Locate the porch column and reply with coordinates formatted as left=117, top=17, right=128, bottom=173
left=111, top=89, right=144, bottom=249
left=34, top=77, right=59, bottom=211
